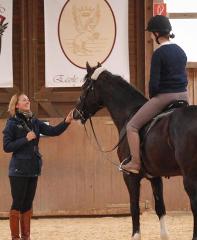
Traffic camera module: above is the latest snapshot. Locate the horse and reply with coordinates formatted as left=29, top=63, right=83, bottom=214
left=73, top=62, right=197, bottom=240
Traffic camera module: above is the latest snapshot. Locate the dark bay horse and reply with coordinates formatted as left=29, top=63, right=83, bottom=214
left=73, top=63, right=197, bottom=240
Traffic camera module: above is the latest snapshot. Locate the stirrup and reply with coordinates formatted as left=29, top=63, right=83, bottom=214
left=118, top=157, right=131, bottom=175
left=145, top=173, right=154, bottom=179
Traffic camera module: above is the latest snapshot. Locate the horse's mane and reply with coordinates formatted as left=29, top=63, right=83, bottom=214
left=100, top=71, right=147, bottom=106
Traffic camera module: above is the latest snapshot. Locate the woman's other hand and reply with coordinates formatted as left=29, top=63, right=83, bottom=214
left=26, top=131, right=37, bottom=141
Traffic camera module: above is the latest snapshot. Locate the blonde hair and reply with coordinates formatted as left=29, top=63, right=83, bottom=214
left=8, top=93, right=24, bottom=117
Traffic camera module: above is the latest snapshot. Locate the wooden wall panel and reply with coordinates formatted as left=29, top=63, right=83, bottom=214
left=128, top=0, right=145, bottom=92
left=187, top=69, right=197, bottom=105
left=144, top=0, right=153, bottom=97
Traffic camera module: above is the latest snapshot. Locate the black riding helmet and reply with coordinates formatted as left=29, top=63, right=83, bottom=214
left=146, top=15, right=172, bottom=33
left=146, top=15, right=174, bottom=44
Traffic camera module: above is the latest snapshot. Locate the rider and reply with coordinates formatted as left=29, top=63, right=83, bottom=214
left=122, top=15, right=188, bottom=174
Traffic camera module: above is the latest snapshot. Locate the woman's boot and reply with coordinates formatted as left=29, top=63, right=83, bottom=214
left=20, top=209, right=32, bottom=240
left=10, top=209, right=20, bottom=240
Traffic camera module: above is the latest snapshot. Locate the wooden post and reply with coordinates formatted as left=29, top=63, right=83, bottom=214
left=144, top=0, right=153, bottom=97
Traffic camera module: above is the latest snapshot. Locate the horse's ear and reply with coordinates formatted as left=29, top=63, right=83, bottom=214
left=86, top=62, right=91, bottom=73
left=97, top=62, right=102, bottom=67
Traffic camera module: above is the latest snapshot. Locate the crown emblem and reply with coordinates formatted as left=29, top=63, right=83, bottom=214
left=78, top=6, right=94, bottom=17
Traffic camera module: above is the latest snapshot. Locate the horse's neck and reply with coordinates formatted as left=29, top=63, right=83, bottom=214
left=106, top=104, right=141, bottom=132
left=97, top=73, right=147, bottom=131
left=104, top=93, right=146, bottom=132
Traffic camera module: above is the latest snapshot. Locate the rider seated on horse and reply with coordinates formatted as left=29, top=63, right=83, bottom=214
left=122, top=15, right=188, bottom=174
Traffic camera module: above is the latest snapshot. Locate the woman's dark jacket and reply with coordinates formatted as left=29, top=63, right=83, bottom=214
left=3, top=113, right=69, bottom=177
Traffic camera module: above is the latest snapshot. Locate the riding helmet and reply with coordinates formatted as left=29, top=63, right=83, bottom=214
left=146, top=15, right=172, bottom=33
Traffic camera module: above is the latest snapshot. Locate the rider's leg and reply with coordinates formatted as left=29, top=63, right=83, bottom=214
left=122, top=92, right=188, bottom=174
left=123, top=126, right=141, bottom=174
left=122, top=97, right=164, bottom=173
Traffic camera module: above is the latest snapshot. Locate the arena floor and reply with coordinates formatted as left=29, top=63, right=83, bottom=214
left=1, top=211, right=193, bottom=240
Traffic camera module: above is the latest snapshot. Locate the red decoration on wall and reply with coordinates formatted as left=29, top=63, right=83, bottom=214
left=0, top=15, right=6, bottom=24
left=153, top=3, right=167, bottom=16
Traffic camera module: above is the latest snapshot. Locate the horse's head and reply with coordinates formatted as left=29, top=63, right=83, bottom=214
left=73, top=62, right=105, bottom=124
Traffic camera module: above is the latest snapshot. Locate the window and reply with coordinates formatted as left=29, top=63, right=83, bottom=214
left=164, top=0, right=197, bottom=67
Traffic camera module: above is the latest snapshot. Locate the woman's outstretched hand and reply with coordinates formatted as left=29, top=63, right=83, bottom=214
left=65, top=109, right=74, bottom=123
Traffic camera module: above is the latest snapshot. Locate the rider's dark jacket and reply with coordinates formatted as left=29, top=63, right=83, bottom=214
left=149, top=43, right=188, bottom=98
left=3, top=112, right=69, bottom=177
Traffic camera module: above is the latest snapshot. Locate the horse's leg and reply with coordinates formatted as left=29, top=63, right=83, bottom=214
left=183, top=176, right=197, bottom=240
left=149, top=177, right=169, bottom=240
left=123, top=173, right=141, bottom=240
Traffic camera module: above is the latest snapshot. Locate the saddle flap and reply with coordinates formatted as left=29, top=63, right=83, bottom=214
left=163, top=100, right=189, bottom=112
left=140, top=100, right=188, bottom=141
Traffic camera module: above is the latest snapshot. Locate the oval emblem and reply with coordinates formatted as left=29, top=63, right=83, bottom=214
left=58, top=0, right=116, bottom=68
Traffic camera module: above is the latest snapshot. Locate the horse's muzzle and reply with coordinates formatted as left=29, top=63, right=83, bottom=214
left=73, top=108, right=87, bottom=124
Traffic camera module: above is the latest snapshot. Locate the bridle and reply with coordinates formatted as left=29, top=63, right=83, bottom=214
left=74, top=77, right=103, bottom=123
left=74, top=76, right=127, bottom=155
left=74, top=71, right=132, bottom=174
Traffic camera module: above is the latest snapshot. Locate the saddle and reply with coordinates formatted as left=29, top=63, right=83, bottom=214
left=140, top=100, right=189, bottom=140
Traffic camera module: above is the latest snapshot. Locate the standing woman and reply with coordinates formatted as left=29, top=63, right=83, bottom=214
left=122, top=15, right=188, bottom=173
left=3, top=93, right=73, bottom=240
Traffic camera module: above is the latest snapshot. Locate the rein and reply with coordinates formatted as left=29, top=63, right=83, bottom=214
left=83, top=117, right=126, bottom=168
left=74, top=106, right=126, bottom=168
left=82, top=116, right=134, bottom=173
left=88, top=117, right=126, bottom=153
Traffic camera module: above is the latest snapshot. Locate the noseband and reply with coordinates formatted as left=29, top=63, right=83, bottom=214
left=74, top=108, right=86, bottom=122
left=75, top=78, right=102, bottom=122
